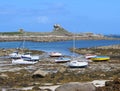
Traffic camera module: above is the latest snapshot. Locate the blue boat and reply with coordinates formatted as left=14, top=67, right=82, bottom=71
left=55, top=57, right=71, bottom=63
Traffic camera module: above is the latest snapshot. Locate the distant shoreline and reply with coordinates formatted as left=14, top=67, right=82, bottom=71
left=0, top=35, right=119, bottom=42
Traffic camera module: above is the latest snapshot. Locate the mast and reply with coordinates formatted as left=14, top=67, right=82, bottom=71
left=72, top=33, right=76, bottom=59
left=21, top=31, right=26, bottom=53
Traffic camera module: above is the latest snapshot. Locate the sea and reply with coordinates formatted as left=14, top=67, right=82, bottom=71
left=0, top=40, right=119, bottom=56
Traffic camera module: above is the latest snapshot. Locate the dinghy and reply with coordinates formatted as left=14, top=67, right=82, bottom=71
left=91, top=56, right=110, bottom=61
left=55, top=57, right=71, bottom=63
left=49, top=52, right=62, bottom=57
left=85, top=54, right=97, bottom=59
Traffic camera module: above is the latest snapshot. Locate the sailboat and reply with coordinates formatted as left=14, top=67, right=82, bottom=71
left=21, top=52, right=40, bottom=61
left=20, top=33, right=40, bottom=61
left=12, top=58, right=37, bottom=64
left=11, top=32, right=39, bottom=64
left=68, top=60, right=88, bottom=68
left=9, top=51, right=21, bottom=59
left=67, top=34, right=88, bottom=68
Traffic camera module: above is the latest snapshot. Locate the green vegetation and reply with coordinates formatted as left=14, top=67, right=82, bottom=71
left=0, top=32, right=23, bottom=35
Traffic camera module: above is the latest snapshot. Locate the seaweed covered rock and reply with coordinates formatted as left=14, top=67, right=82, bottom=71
left=96, top=78, right=120, bottom=91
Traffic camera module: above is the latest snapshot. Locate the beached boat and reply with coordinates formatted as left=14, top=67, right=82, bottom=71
left=9, top=51, right=21, bottom=59
left=68, top=60, right=88, bottom=68
left=12, top=58, right=37, bottom=64
left=49, top=52, right=62, bottom=57
left=55, top=57, right=71, bottom=63
left=85, top=54, right=97, bottom=59
left=91, top=56, right=110, bottom=61
left=21, top=52, right=40, bottom=61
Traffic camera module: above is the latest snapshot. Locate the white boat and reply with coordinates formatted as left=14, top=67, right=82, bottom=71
left=85, top=54, right=97, bottom=59
left=12, top=58, right=37, bottom=64
left=9, top=51, right=21, bottom=59
left=55, top=57, right=71, bottom=63
left=49, top=52, right=62, bottom=57
left=68, top=60, right=88, bottom=68
left=67, top=34, right=88, bottom=68
left=21, top=52, right=40, bottom=61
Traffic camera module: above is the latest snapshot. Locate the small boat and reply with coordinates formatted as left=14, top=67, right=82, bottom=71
left=55, top=57, right=71, bottom=63
left=12, top=58, right=37, bottom=64
left=49, top=52, right=62, bottom=57
left=91, top=56, right=110, bottom=61
left=85, top=54, right=97, bottom=59
left=9, top=51, right=21, bottom=59
left=68, top=60, right=88, bottom=68
left=21, top=52, right=40, bottom=61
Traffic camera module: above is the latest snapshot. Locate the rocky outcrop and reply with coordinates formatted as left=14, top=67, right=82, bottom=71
left=51, top=24, right=72, bottom=36
left=32, top=69, right=49, bottom=78
left=55, top=82, right=96, bottom=91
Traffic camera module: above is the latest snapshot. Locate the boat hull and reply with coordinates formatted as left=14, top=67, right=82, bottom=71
left=21, top=53, right=40, bottom=61
left=12, top=58, right=37, bottom=64
left=49, top=52, right=62, bottom=57
left=68, top=61, right=88, bottom=68
left=91, top=56, right=110, bottom=61
left=55, top=57, right=71, bottom=63
left=9, top=52, right=21, bottom=59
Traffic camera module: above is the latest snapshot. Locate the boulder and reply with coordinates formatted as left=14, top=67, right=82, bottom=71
left=55, top=82, right=96, bottom=91
left=32, top=69, right=49, bottom=78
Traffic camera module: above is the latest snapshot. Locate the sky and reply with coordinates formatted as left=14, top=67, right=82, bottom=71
left=0, top=0, right=120, bottom=34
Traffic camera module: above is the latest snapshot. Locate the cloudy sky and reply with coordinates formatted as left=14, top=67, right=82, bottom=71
left=0, top=0, right=120, bottom=34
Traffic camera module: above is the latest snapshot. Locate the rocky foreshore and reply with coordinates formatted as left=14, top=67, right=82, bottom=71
left=72, top=44, right=120, bottom=61
left=0, top=44, right=119, bottom=91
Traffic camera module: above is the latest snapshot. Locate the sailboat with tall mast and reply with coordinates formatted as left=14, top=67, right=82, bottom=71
left=19, top=32, right=40, bottom=61
left=11, top=32, right=39, bottom=64
left=68, top=33, right=88, bottom=68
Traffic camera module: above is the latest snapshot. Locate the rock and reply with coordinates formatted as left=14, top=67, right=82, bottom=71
left=0, top=73, right=9, bottom=79
left=96, top=78, right=120, bottom=91
left=57, top=67, right=67, bottom=73
left=55, top=82, right=96, bottom=91
left=32, top=86, right=41, bottom=90
left=32, top=69, right=49, bottom=78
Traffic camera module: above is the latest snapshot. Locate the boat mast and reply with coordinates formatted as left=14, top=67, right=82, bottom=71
left=22, top=31, right=26, bottom=53
left=72, top=33, right=76, bottom=59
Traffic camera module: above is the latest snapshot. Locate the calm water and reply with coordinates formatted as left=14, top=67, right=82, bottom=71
left=0, top=40, right=119, bottom=55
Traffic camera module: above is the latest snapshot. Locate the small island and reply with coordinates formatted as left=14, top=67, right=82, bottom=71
left=0, top=24, right=118, bottom=42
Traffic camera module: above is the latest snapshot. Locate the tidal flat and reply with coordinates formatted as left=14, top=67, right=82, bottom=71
left=0, top=45, right=119, bottom=91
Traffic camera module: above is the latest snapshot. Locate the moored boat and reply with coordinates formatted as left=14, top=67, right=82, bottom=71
left=85, top=54, right=97, bottom=59
left=55, top=57, right=71, bottom=63
left=91, top=56, right=110, bottom=61
left=68, top=60, right=88, bottom=68
left=49, top=52, right=62, bottom=57
left=21, top=52, right=40, bottom=61
left=12, top=58, right=37, bottom=64
left=9, top=51, right=21, bottom=59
